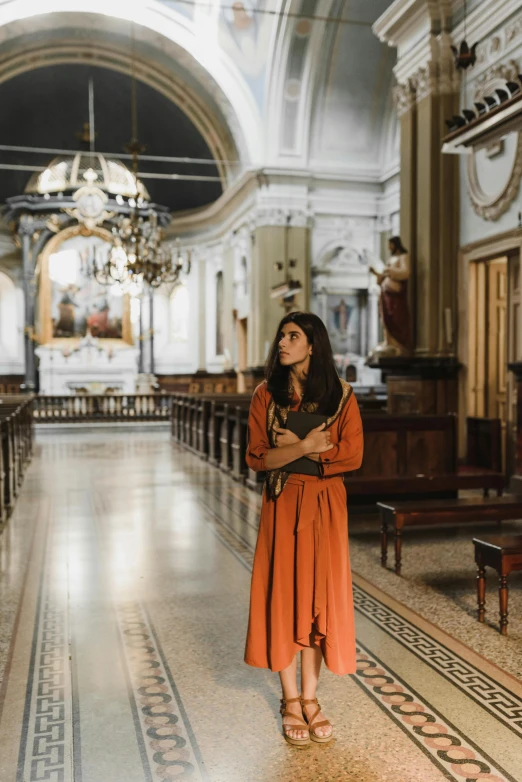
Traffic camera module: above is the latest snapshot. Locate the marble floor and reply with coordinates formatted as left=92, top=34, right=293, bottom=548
left=1, top=430, right=522, bottom=782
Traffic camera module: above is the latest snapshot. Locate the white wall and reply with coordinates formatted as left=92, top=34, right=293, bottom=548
left=0, top=270, right=24, bottom=375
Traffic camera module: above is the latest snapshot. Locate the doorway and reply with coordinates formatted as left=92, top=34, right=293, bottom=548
left=468, top=256, right=509, bottom=468
left=236, top=317, right=248, bottom=393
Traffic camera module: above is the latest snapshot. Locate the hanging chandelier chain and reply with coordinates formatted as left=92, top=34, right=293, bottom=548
left=82, top=20, right=191, bottom=292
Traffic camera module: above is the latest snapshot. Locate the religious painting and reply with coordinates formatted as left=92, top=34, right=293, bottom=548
left=49, top=237, right=122, bottom=338
left=38, top=230, right=132, bottom=345
left=326, top=293, right=361, bottom=355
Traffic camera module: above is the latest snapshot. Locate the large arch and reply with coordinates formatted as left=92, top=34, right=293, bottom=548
left=0, top=0, right=264, bottom=168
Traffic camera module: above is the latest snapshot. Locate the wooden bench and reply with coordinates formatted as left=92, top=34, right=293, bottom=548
left=473, top=535, right=522, bottom=635
left=0, top=396, right=34, bottom=526
left=346, top=472, right=505, bottom=501
left=378, top=496, right=522, bottom=576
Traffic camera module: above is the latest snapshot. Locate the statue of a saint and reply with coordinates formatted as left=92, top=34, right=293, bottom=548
left=368, top=236, right=412, bottom=359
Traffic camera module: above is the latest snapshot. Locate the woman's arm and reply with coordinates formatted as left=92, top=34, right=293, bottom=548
left=246, top=388, right=333, bottom=472
left=318, top=392, right=364, bottom=477
left=264, top=440, right=310, bottom=470
left=245, top=384, right=271, bottom=472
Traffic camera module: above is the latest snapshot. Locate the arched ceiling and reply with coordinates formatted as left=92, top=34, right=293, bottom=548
left=0, top=64, right=223, bottom=211
left=0, top=3, right=262, bottom=165
left=311, top=0, right=397, bottom=174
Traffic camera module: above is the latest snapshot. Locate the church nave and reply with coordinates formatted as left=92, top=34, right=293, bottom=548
left=0, top=430, right=520, bottom=782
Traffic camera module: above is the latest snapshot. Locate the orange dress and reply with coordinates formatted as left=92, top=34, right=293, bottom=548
left=244, top=381, right=364, bottom=675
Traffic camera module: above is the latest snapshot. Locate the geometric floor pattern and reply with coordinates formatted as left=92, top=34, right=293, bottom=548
left=0, top=429, right=521, bottom=781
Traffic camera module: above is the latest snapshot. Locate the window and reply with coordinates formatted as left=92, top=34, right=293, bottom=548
left=216, top=271, right=224, bottom=355
left=0, top=271, right=18, bottom=358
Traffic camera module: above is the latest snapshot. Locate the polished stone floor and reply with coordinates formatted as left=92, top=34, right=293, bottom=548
left=1, top=429, right=522, bottom=782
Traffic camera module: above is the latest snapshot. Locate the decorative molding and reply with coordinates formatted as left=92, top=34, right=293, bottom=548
left=393, top=38, right=460, bottom=114
left=454, top=0, right=522, bottom=83
left=394, top=80, right=417, bottom=116
left=252, top=207, right=312, bottom=229
left=465, top=59, right=522, bottom=221
left=466, top=130, right=522, bottom=221
left=473, top=59, right=520, bottom=100
left=411, top=60, right=439, bottom=102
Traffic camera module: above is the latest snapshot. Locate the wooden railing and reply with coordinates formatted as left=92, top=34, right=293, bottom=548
left=33, top=394, right=174, bottom=423
left=0, top=396, right=34, bottom=525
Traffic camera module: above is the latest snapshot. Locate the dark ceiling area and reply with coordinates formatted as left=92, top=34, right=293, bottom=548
left=0, top=64, right=223, bottom=212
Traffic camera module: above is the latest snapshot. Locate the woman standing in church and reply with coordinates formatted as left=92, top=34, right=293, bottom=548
left=244, top=311, right=364, bottom=747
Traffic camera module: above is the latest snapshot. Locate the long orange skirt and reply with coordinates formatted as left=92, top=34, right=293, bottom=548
left=244, top=473, right=356, bottom=676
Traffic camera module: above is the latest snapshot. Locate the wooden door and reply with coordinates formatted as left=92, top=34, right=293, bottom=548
left=236, top=317, right=248, bottom=393
left=487, top=259, right=508, bottom=420
left=468, top=261, right=487, bottom=417
left=468, top=257, right=508, bottom=470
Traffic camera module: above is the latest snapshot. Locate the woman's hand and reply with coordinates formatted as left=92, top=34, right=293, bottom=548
left=303, top=423, right=333, bottom=454
left=273, top=425, right=300, bottom=448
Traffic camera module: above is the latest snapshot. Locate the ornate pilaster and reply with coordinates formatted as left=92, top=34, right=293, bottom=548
left=386, top=27, right=460, bottom=358
left=18, top=215, right=39, bottom=391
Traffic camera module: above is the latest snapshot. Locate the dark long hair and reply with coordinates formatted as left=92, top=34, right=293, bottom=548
left=265, top=311, right=342, bottom=416
left=389, top=235, right=408, bottom=255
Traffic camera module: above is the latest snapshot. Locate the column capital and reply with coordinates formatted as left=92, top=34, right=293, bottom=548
left=394, top=80, right=417, bottom=116
left=251, top=207, right=313, bottom=230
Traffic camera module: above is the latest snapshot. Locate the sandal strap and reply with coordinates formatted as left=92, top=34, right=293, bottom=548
left=310, top=719, right=331, bottom=730
left=280, top=696, right=301, bottom=715
left=282, top=714, right=308, bottom=728
left=301, top=699, right=331, bottom=731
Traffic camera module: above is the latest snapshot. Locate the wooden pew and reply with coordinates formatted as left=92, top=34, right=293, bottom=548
left=0, top=396, right=34, bottom=524
left=209, top=394, right=251, bottom=467
left=231, top=405, right=250, bottom=482
left=462, top=416, right=502, bottom=473
left=344, top=413, right=505, bottom=504
left=219, top=400, right=251, bottom=476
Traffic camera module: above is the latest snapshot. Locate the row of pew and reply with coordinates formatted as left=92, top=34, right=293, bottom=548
left=171, top=390, right=505, bottom=503
left=0, top=396, right=34, bottom=526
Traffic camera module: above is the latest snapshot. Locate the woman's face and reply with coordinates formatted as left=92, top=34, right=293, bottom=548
left=278, top=322, right=312, bottom=368
left=388, top=240, right=395, bottom=254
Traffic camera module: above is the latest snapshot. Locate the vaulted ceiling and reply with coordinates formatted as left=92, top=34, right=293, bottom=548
left=0, top=64, right=223, bottom=212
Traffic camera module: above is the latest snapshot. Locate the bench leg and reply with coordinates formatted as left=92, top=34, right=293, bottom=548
left=380, top=517, right=388, bottom=568
left=394, top=527, right=402, bottom=576
left=499, top=574, right=509, bottom=635
left=477, top=566, right=486, bottom=623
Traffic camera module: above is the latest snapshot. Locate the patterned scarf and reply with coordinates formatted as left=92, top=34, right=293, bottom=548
left=265, top=380, right=353, bottom=500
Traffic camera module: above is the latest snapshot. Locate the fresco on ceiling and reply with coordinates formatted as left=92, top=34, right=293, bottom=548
left=190, top=0, right=272, bottom=106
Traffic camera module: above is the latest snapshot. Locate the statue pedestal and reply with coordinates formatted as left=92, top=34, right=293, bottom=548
left=36, top=337, right=139, bottom=395
left=367, top=356, right=460, bottom=415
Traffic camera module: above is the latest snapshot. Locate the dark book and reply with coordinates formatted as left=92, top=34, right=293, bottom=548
left=284, top=411, right=328, bottom=476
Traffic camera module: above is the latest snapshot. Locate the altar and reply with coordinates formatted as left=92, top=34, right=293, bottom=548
left=36, top=334, right=139, bottom=395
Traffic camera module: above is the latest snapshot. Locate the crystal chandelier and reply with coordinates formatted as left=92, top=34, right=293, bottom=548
left=90, top=232, right=190, bottom=291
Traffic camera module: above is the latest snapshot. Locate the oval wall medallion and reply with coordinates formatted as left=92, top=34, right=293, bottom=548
left=466, top=60, right=522, bottom=221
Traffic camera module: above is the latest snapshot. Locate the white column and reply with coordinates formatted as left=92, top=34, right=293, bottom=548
left=320, top=289, right=328, bottom=325
left=368, top=290, right=380, bottom=354
left=197, top=258, right=207, bottom=371
left=360, top=291, right=368, bottom=356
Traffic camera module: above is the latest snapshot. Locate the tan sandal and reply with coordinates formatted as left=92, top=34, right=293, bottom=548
left=301, top=698, right=333, bottom=744
left=280, top=697, right=310, bottom=747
